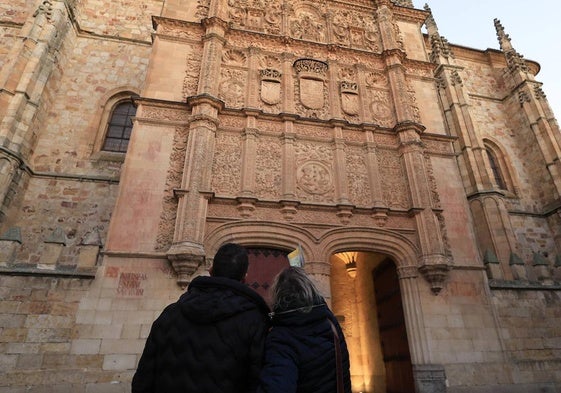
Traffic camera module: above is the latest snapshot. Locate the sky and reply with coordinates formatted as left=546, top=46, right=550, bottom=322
left=413, top=0, right=561, bottom=119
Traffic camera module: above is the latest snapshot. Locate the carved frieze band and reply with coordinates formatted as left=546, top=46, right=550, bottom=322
left=136, top=101, right=190, bottom=124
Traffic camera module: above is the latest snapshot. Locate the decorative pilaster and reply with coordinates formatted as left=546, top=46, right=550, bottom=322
left=240, top=124, right=258, bottom=198
left=364, top=137, right=389, bottom=226
left=396, top=265, right=430, bottom=364
left=396, top=122, right=452, bottom=294
left=281, top=120, right=298, bottom=200
left=166, top=95, right=223, bottom=287
left=332, top=127, right=350, bottom=205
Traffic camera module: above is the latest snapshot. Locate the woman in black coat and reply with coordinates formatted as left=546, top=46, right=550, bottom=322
left=257, top=267, right=352, bottom=393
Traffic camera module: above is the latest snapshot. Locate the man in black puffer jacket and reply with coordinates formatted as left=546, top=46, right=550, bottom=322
left=132, top=243, right=270, bottom=393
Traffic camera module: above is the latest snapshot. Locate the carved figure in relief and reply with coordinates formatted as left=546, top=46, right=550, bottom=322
left=219, top=70, right=246, bottom=108
left=290, top=11, right=325, bottom=42
left=297, top=161, right=333, bottom=195
left=332, top=12, right=350, bottom=45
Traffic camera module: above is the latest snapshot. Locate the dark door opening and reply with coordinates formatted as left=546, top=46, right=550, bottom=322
left=373, top=259, right=415, bottom=393
left=246, top=247, right=290, bottom=300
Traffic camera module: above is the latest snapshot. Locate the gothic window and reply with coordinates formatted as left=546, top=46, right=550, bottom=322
left=92, top=90, right=139, bottom=160
left=486, top=149, right=507, bottom=190
left=483, top=139, right=517, bottom=194
left=102, top=100, right=137, bottom=153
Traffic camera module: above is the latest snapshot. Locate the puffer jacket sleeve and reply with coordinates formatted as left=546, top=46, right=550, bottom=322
left=256, top=328, right=299, bottom=393
left=246, top=313, right=269, bottom=393
left=131, top=317, right=160, bottom=393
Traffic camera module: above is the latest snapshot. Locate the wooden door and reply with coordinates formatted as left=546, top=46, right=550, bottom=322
left=373, top=259, right=415, bottom=393
left=245, top=248, right=290, bottom=301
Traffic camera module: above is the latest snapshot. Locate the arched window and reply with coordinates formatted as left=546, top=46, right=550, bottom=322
left=486, top=148, right=507, bottom=190
left=483, top=139, right=517, bottom=195
left=102, top=100, right=137, bottom=153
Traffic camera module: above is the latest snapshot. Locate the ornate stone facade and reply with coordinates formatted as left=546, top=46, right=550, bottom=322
left=0, top=0, right=560, bottom=392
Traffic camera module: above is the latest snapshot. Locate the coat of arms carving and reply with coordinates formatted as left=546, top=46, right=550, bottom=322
left=340, top=81, right=359, bottom=116
left=294, top=59, right=328, bottom=110
left=260, top=68, right=282, bottom=105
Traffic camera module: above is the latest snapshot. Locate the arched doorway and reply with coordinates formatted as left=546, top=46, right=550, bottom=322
left=331, top=252, right=414, bottom=393
left=373, top=259, right=415, bottom=393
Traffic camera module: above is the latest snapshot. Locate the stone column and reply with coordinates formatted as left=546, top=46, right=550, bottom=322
left=398, top=265, right=447, bottom=393
left=364, top=133, right=388, bottom=226
left=280, top=120, right=299, bottom=220
left=305, top=260, right=332, bottom=304
left=397, top=123, right=451, bottom=294
left=237, top=121, right=258, bottom=217
left=166, top=17, right=228, bottom=287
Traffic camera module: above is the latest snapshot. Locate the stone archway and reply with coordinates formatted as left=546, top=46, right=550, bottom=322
left=330, top=252, right=415, bottom=393
left=205, top=223, right=434, bottom=392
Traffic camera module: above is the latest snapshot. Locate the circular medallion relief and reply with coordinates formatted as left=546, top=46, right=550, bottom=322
left=297, top=161, right=333, bottom=195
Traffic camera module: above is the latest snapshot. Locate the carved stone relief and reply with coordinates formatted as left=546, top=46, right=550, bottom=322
left=366, top=71, right=389, bottom=88
left=424, top=153, right=441, bottom=210
left=196, top=0, right=210, bottom=20
left=346, top=145, right=371, bottom=207
left=340, top=81, right=360, bottom=118
left=378, top=148, right=410, bottom=209
left=140, top=106, right=190, bottom=123
left=295, top=123, right=331, bottom=139
left=227, top=0, right=282, bottom=34
left=219, top=68, right=247, bottom=108
left=256, top=118, right=284, bottom=134
left=260, top=69, right=282, bottom=106
left=368, top=89, right=394, bottom=127
left=219, top=114, right=246, bottom=130
left=183, top=47, right=203, bottom=99
left=211, top=132, right=242, bottom=196
left=295, top=143, right=335, bottom=203
left=331, top=9, right=380, bottom=51
left=156, top=127, right=189, bottom=251
left=289, top=5, right=326, bottom=43
left=222, top=49, right=248, bottom=66
left=255, top=136, right=282, bottom=200
left=294, top=59, right=329, bottom=118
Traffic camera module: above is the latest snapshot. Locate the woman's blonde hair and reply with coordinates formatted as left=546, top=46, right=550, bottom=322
left=270, top=267, right=323, bottom=312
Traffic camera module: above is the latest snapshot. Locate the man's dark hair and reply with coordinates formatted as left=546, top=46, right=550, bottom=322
left=212, top=243, right=249, bottom=281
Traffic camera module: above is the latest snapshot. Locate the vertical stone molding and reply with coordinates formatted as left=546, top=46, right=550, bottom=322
left=397, top=266, right=431, bottom=365
left=395, top=122, right=452, bottom=293
left=167, top=96, right=222, bottom=286
left=240, top=125, right=258, bottom=198
left=281, top=123, right=297, bottom=200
